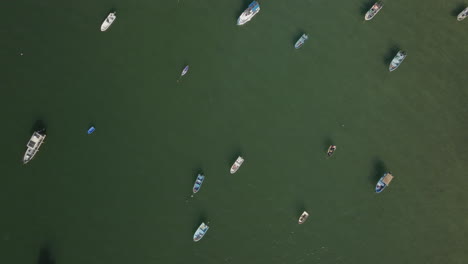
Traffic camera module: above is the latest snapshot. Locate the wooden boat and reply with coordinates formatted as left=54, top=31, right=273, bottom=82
left=457, top=7, right=468, bottom=21
left=365, top=2, right=384, bottom=21
left=237, top=1, right=260, bottom=26
left=327, top=145, right=337, bottom=157
left=101, top=12, right=116, bottom=32
left=193, top=222, right=209, bottom=242
left=294, top=34, right=309, bottom=49
left=23, top=130, right=46, bottom=164
left=87, top=126, right=95, bottom=134
left=298, top=211, right=309, bottom=224
left=375, top=172, right=394, bottom=193
left=389, top=51, right=407, bottom=72
left=192, top=174, right=205, bottom=194
left=230, top=156, right=244, bottom=174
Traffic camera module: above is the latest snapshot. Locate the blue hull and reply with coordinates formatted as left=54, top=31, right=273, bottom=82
left=192, top=174, right=205, bottom=193
left=87, top=126, right=95, bottom=134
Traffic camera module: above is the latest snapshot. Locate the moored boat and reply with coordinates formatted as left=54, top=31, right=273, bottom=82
left=192, top=174, right=205, bottom=194
left=389, top=50, right=407, bottom=72
left=327, top=145, right=337, bottom=157
left=298, top=211, right=309, bottom=224
left=294, top=34, right=309, bottom=49
left=237, top=1, right=260, bottom=26
left=457, top=7, right=468, bottom=21
left=101, top=12, right=116, bottom=32
left=375, top=172, right=394, bottom=193
left=365, top=2, right=384, bottom=20
left=23, top=130, right=46, bottom=164
left=193, top=222, right=209, bottom=242
left=230, top=156, right=244, bottom=174
left=177, top=65, right=189, bottom=82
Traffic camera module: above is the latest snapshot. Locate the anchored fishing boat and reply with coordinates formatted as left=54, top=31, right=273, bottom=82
left=389, top=50, right=407, bottom=72
left=237, top=1, right=260, bottom=26
left=23, top=130, right=46, bottom=164
left=193, top=222, right=209, bottom=242
left=457, top=7, right=468, bottom=21
left=294, top=34, right=309, bottom=49
left=375, top=172, right=394, bottom=193
left=365, top=2, right=384, bottom=20
left=101, top=12, right=116, bottom=31
left=192, top=174, right=205, bottom=194
left=327, top=145, right=337, bottom=157
left=230, top=156, right=244, bottom=174
left=298, top=211, right=309, bottom=224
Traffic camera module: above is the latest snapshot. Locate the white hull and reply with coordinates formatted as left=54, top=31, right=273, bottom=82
left=101, top=12, right=116, bottom=31
left=23, top=131, right=46, bottom=164
left=230, top=156, right=244, bottom=174
left=237, top=1, right=260, bottom=26
left=457, top=7, right=468, bottom=21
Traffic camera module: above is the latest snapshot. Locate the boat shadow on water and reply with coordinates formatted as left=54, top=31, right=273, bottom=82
left=359, top=0, right=377, bottom=16
left=383, top=45, right=401, bottom=67
left=30, top=120, right=46, bottom=134
left=451, top=3, right=467, bottom=17
left=294, top=200, right=306, bottom=218
left=323, top=137, right=333, bottom=153
left=369, top=158, right=387, bottom=187
left=37, top=246, right=55, bottom=264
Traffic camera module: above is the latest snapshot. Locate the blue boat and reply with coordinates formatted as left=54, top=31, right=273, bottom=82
left=375, top=172, right=394, bottom=193
left=87, top=126, right=95, bottom=134
left=192, top=174, right=205, bottom=194
left=193, top=222, right=209, bottom=242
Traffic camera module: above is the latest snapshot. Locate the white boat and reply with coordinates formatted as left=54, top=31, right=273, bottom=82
left=389, top=50, right=407, bottom=72
left=230, top=156, right=244, bottom=174
left=375, top=172, right=394, bottom=193
left=193, top=222, right=209, bottom=242
left=457, top=7, right=468, bottom=21
left=365, top=2, right=384, bottom=21
left=294, top=34, right=309, bottom=49
left=23, top=130, right=46, bottom=164
left=101, top=12, right=116, bottom=32
left=237, top=1, right=260, bottom=26
left=298, top=211, right=309, bottom=224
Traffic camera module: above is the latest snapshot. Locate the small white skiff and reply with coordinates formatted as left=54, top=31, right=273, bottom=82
left=101, top=12, right=116, bottom=32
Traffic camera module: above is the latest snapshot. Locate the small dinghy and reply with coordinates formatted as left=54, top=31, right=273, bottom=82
left=101, top=12, right=116, bottom=32
left=457, top=7, right=468, bottom=21
left=298, top=211, right=309, bottom=224
left=177, top=65, right=189, bottom=82
left=327, top=145, right=337, bottom=157
left=230, top=156, right=244, bottom=174
left=365, top=2, right=384, bottom=21
left=87, top=126, right=95, bottom=134
left=389, top=50, right=407, bottom=72
left=193, top=222, right=209, bottom=242
left=192, top=174, right=205, bottom=194
left=294, top=34, right=309, bottom=49
left=375, top=172, right=394, bottom=193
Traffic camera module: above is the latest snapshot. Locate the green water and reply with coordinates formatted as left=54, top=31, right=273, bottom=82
left=1, top=0, right=468, bottom=263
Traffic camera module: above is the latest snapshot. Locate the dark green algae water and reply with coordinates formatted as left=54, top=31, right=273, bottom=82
left=1, top=0, right=468, bottom=264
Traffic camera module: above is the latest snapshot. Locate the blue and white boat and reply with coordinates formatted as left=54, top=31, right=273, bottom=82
left=375, top=172, right=394, bottom=193
left=294, top=34, right=308, bottom=49
left=192, top=174, right=205, bottom=194
left=237, top=1, right=260, bottom=26
left=193, top=222, right=209, bottom=242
